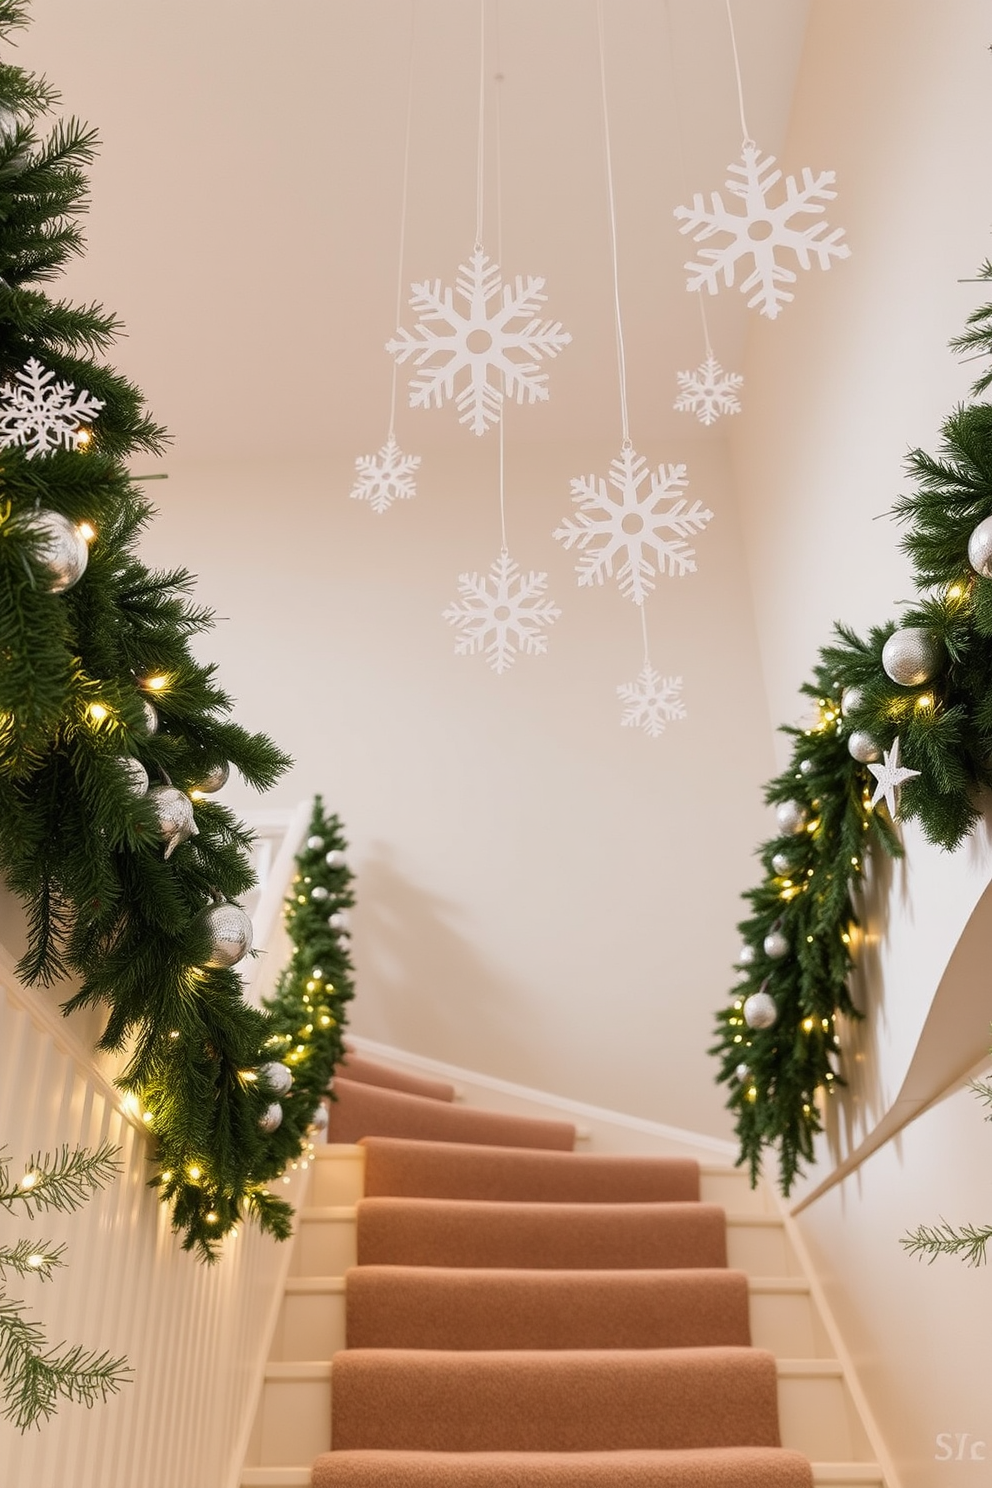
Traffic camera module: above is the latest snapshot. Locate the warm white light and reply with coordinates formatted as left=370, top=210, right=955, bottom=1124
left=145, top=675, right=168, bottom=691
left=188, top=1165, right=202, bottom=1181
left=88, top=702, right=109, bottom=722
left=19, top=1171, right=38, bottom=1191
left=78, top=521, right=96, bottom=542
left=26, top=1253, right=45, bottom=1268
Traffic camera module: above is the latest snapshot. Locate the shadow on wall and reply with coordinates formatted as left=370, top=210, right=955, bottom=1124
left=352, top=842, right=556, bottom=1088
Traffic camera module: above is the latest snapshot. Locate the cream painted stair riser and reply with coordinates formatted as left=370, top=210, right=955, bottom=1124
left=238, top=1147, right=891, bottom=1488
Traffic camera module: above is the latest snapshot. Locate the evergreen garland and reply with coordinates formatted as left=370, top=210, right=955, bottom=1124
left=0, top=1141, right=129, bottom=1430
left=713, top=265, right=992, bottom=1194
left=0, top=3, right=357, bottom=1261
left=261, top=797, right=356, bottom=1146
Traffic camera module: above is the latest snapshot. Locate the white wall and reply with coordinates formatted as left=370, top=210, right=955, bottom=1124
left=732, top=2, right=992, bottom=1481
left=140, top=433, right=773, bottom=1141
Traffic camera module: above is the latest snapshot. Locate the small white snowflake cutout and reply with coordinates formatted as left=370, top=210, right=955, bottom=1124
left=618, top=665, right=686, bottom=738
left=554, top=445, right=713, bottom=606
left=0, top=357, right=104, bottom=458
left=674, top=353, right=743, bottom=425
left=443, top=550, right=561, bottom=674
left=386, top=246, right=571, bottom=436
left=350, top=435, right=421, bottom=514
left=867, top=735, right=920, bottom=819
left=674, top=142, right=850, bottom=320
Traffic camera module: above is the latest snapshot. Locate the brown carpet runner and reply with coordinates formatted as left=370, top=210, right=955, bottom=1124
left=311, top=1101, right=813, bottom=1487
left=339, top=1051, right=457, bottom=1103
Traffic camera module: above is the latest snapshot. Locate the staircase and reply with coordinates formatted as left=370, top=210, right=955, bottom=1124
left=238, top=1058, right=889, bottom=1488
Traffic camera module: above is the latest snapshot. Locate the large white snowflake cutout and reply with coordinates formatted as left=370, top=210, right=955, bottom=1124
left=554, top=445, right=713, bottom=606
left=386, top=247, right=571, bottom=436
left=674, top=143, right=850, bottom=320
left=350, top=435, right=421, bottom=514
left=618, top=665, right=686, bottom=738
left=443, top=550, right=561, bottom=674
left=674, top=353, right=743, bottom=425
left=0, top=357, right=104, bottom=458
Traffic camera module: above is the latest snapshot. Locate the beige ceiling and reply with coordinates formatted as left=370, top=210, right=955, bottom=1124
left=20, top=0, right=810, bottom=465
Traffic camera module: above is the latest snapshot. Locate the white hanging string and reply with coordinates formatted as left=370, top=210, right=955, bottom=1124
left=475, top=0, right=486, bottom=250
left=388, top=0, right=418, bottom=440
left=494, top=21, right=508, bottom=552
left=724, top=0, right=753, bottom=148
left=596, top=0, right=631, bottom=450
left=665, top=0, right=714, bottom=361
left=640, top=602, right=652, bottom=668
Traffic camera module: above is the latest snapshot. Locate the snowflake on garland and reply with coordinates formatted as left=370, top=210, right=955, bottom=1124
left=386, top=247, right=571, bottom=436
left=554, top=445, right=713, bottom=605
left=443, top=550, right=561, bottom=674
left=674, top=353, right=743, bottom=425
left=0, top=357, right=104, bottom=458
left=350, top=435, right=421, bottom=514
left=618, top=665, right=686, bottom=738
left=674, top=143, right=850, bottom=320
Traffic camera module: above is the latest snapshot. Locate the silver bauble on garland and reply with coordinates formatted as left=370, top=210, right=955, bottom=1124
left=967, top=515, right=992, bottom=578
left=191, top=901, right=253, bottom=968
left=310, top=1103, right=329, bottom=1131
left=847, top=730, right=881, bottom=764
left=881, top=627, right=941, bottom=687
left=735, top=1063, right=750, bottom=1082
left=737, top=944, right=756, bottom=966
left=148, top=785, right=198, bottom=859
left=840, top=685, right=863, bottom=716
left=328, top=911, right=349, bottom=933
left=259, top=1102, right=283, bottom=1133
left=142, top=698, right=159, bottom=735
left=325, top=849, right=345, bottom=869
left=311, top=885, right=330, bottom=902
left=22, top=509, right=88, bottom=593
left=771, top=851, right=792, bottom=876
left=775, top=800, right=807, bottom=836
left=191, top=760, right=230, bottom=794
left=117, top=757, right=149, bottom=797
left=798, top=759, right=814, bottom=777
left=260, top=1060, right=293, bottom=1095
left=763, top=930, right=789, bottom=960
left=743, top=988, right=778, bottom=1030
left=307, top=835, right=325, bottom=851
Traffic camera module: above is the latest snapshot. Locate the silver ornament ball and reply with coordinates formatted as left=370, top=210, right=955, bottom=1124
left=763, top=930, right=789, bottom=960
left=192, top=901, right=253, bottom=968
left=841, top=685, right=863, bottom=717
left=307, top=835, right=325, bottom=851
left=743, top=989, right=778, bottom=1030
left=148, top=785, right=198, bottom=859
left=23, top=509, right=88, bottom=593
left=191, top=760, right=229, bottom=794
left=775, top=799, right=808, bottom=836
left=117, top=757, right=149, bottom=797
left=771, top=852, right=792, bottom=876
left=735, top=1063, right=750, bottom=1082
left=325, top=849, right=345, bottom=870
left=967, top=515, right=992, bottom=579
left=328, top=911, right=349, bottom=933
left=881, top=627, right=941, bottom=687
left=260, top=1060, right=293, bottom=1095
left=311, top=885, right=330, bottom=902
left=737, top=944, right=756, bottom=966
left=798, top=759, right=814, bottom=777
left=847, top=730, right=881, bottom=764
left=310, top=1103, right=329, bottom=1131
left=259, top=1102, right=283, bottom=1134
left=142, top=698, right=159, bottom=735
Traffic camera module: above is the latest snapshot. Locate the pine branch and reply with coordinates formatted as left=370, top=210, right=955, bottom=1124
left=901, top=1220, right=992, bottom=1266
left=0, top=1292, right=129, bottom=1430
left=0, top=1141, right=121, bottom=1217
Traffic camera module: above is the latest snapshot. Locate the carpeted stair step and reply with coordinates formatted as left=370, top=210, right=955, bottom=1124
left=360, top=1136, right=699, bottom=1203
left=357, top=1197, right=727, bottom=1270
left=340, top=1053, right=456, bottom=1102
left=345, top=1266, right=750, bottom=1350
left=330, top=1346, right=781, bottom=1452
left=326, top=1079, right=575, bottom=1150
left=311, top=1447, right=815, bottom=1487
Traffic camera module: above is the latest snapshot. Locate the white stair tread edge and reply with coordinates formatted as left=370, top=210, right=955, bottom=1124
left=726, top=1212, right=786, bottom=1227
left=264, top=1357, right=838, bottom=1376
left=777, top=1358, right=844, bottom=1378
left=314, top=1144, right=365, bottom=1159
left=285, top=1276, right=346, bottom=1294
left=241, top=1465, right=882, bottom=1487
left=300, top=1205, right=358, bottom=1220
left=749, top=1276, right=810, bottom=1293
left=296, top=1205, right=783, bottom=1224
left=265, top=1360, right=333, bottom=1381
left=811, top=1467, right=885, bottom=1485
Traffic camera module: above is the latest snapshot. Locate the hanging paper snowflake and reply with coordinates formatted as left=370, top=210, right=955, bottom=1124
left=386, top=247, right=571, bottom=436
left=674, top=143, right=850, bottom=320
left=0, top=357, right=104, bottom=458
left=443, top=550, right=561, bottom=674
left=617, top=665, right=686, bottom=738
left=350, top=435, right=421, bottom=514
left=674, top=354, right=743, bottom=425
left=553, top=445, right=713, bottom=606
